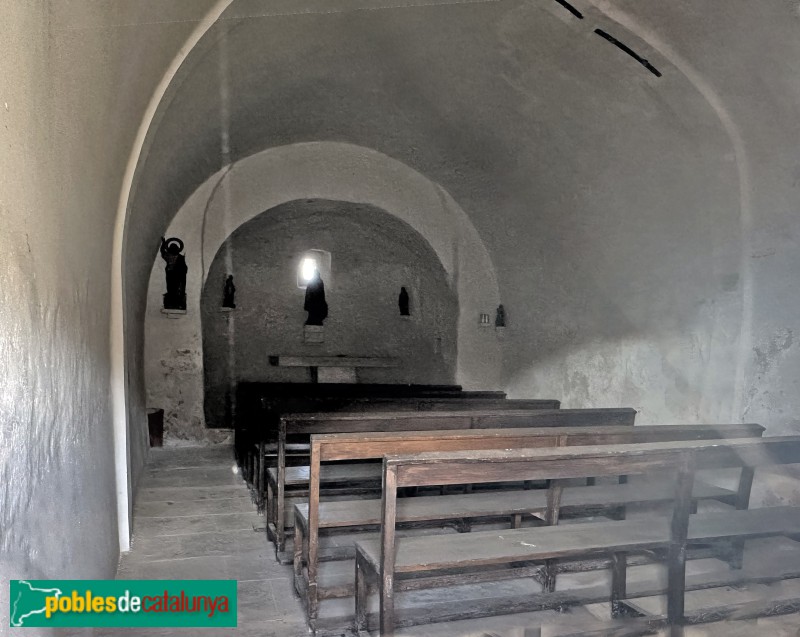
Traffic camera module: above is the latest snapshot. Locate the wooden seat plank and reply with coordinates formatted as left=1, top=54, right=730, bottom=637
left=270, top=463, right=382, bottom=487
left=295, top=480, right=735, bottom=530
left=355, top=506, right=800, bottom=573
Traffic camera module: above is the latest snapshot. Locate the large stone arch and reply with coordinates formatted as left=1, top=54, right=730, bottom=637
left=143, top=142, right=502, bottom=435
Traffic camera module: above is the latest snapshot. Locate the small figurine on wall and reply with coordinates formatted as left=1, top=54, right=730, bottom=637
left=398, top=286, right=410, bottom=316
left=223, top=274, right=236, bottom=309
left=160, top=237, right=188, bottom=310
left=304, top=269, right=328, bottom=326
left=495, top=304, right=506, bottom=328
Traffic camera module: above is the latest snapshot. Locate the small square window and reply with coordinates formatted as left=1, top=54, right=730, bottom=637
left=297, top=249, right=332, bottom=288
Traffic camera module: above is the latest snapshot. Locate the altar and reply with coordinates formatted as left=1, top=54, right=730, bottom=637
left=268, top=355, right=399, bottom=383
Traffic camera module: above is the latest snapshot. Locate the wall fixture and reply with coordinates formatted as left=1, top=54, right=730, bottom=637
left=479, top=313, right=491, bottom=327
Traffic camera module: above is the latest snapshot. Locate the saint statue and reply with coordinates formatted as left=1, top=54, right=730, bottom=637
left=160, top=237, right=187, bottom=310
left=495, top=304, right=506, bottom=327
left=398, top=287, right=410, bottom=316
left=223, top=275, right=236, bottom=308
left=304, top=270, right=328, bottom=326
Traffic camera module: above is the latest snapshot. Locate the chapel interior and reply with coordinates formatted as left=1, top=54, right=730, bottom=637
left=4, top=1, right=800, bottom=636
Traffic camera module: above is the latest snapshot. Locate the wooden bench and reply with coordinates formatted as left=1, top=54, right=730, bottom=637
left=235, top=383, right=505, bottom=481
left=353, top=436, right=800, bottom=636
left=293, top=423, right=763, bottom=626
left=248, top=396, right=559, bottom=504
left=268, top=407, right=634, bottom=553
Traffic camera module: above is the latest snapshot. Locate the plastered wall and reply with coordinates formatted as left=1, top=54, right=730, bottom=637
left=0, top=1, right=219, bottom=631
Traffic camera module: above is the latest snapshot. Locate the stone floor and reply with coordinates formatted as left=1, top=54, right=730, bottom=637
left=54, top=444, right=800, bottom=637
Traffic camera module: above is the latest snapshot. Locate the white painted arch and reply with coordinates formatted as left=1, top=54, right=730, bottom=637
left=110, top=0, right=234, bottom=552
left=144, top=142, right=503, bottom=433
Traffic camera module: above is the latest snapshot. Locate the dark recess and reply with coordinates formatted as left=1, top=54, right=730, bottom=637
left=594, top=28, right=662, bottom=77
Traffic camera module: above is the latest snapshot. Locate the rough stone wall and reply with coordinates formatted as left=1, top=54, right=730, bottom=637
left=199, top=201, right=458, bottom=429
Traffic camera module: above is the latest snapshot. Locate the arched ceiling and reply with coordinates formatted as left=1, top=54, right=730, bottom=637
left=132, top=0, right=742, bottom=232
left=128, top=0, right=747, bottom=301
left=124, top=0, right=800, bottom=425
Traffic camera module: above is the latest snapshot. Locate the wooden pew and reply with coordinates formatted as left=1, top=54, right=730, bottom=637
left=294, top=423, right=764, bottom=626
left=237, top=383, right=499, bottom=441
left=247, top=394, right=547, bottom=506
left=268, top=407, right=634, bottom=553
left=353, top=437, right=800, bottom=636
left=235, top=382, right=505, bottom=480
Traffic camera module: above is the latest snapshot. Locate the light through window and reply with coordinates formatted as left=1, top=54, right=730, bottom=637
left=300, top=257, right=318, bottom=282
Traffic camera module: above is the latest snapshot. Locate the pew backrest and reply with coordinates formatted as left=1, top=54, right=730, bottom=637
left=303, top=423, right=764, bottom=608
left=269, top=407, right=634, bottom=552
left=282, top=407, right=633, bottom=436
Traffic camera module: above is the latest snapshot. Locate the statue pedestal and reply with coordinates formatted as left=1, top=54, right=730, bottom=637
left=304, top=325, right=325, bottom=343
left=161, top=308, right=187, bottom=319
left=270, top=354, right=398, bottom=384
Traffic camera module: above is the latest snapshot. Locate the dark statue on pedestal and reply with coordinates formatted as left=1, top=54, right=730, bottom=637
left=304, top=270, right=328, bottom=326
left=160, top=237, right=187, bottom=310
left=495, top=304, right=506, bottom=327
left=223, top=275, right=236, bottom=308
left=399, top=286, right=410, bottom=316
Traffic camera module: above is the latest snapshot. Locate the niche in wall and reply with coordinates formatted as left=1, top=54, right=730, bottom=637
left=200, top=199, right=458, bottom=428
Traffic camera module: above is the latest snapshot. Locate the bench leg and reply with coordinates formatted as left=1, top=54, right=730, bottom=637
left=666, top=465, right=694, bottom=637
left=255, top=443, right=264, bottom=512
left=667, top=543, right=687, bottom=637
left=293, top=522, right=304, bottom=597
left=354, top=552, right=369, bottom=634
left=727, top=538, right=746, bottom=570
left=610, top=552, right=627, bottom=618
left=307, top=532, right=320, bottom=625
left=608, top=505, right=627, bottom=521
left=454, top=518, right=472, bottom=533
left=512, top=514, right=523, bottom=529
left=542, top=559, right=558, bottom=593
left=276, top=501, right=286, bottom=553
left=266, top=480, right=275, bottom=542
left=380, top=574, right=395, bottom=636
